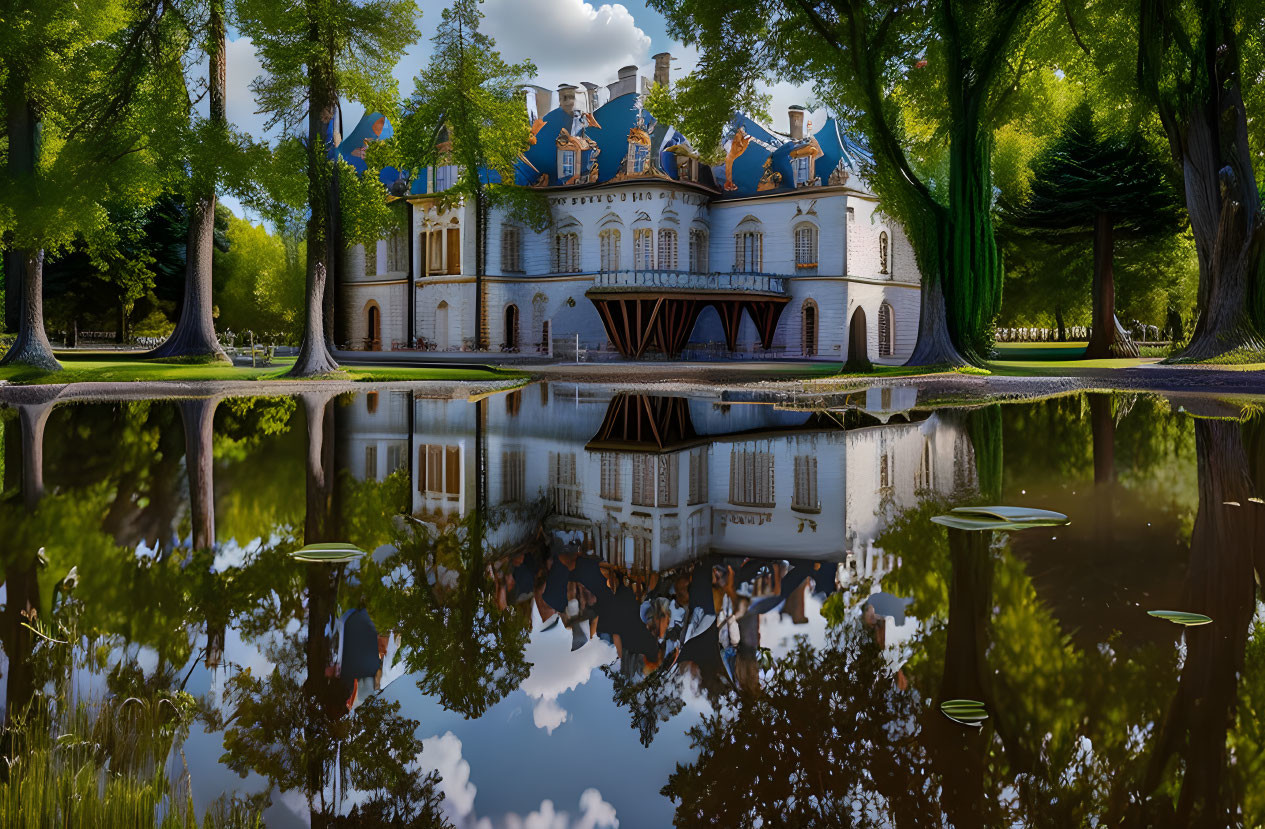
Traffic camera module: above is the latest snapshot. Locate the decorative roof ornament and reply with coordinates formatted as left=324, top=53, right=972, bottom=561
left=723, top=127, right=752, bottom=191
left=828, top=159, right=851, bottom=186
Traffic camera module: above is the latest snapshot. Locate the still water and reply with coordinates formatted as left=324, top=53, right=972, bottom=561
left=0, top=386, right=1262, bottom=827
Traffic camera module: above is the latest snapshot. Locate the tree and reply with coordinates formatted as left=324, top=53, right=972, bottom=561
left=214, top=210, right=306, bottom=339
left=1131, top=0, right=1265, bottom=361
left=147, top=0, right=235, bottom=361
left=0, top=0, right=174, bottom=370
left=1002, top=102, right=1184, bottom=357
left=647, top=0, right=1070, bottom=365
left=389, top=0, right=536, bottom=350
left=235, top=0, right=419, bottom=376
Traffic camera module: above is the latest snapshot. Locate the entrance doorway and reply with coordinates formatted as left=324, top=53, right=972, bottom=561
left=846, top=306, right=870, bottom=370
left=365, top=303, right=381, bottom=351
left=504, top=304, right=519, bottom=351
left=435, top=302, right=450, bottom=350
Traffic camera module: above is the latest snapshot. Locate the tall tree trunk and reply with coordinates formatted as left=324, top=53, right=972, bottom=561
left=1054, top=304, right=1066, bottom=342
left=0, top=251, right=60, bottom=371
left=149, top=0, right=228, bottom=361
left=288, top=44, right=340, bottom=377
left=1141, top=10, right=1265, bottom=361
left=181, top=397, right=219, bottom=551
left=1086, top=213, right=1139, bottom=358
left=325, top=107, right=342, bottom=353
left=905, top=268, right=967, bottom=366
left=1, top=83, right=59, bottom=371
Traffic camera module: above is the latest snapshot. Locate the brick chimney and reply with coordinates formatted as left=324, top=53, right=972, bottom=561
left=607, top=64, right=639, bottom=100
left=788, top=105, right=805, bottom=140
left=557, top=84, right=578, bottom=116
left=653, top=52, right=672, bottom=88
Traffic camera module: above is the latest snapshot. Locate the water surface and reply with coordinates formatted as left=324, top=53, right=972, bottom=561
left=1, top=387, right=1262, bottom=827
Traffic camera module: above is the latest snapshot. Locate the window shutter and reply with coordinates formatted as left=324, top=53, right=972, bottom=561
left=447, top=228, right=461, bottom=274
left=417, top=234, right=427, bottom=277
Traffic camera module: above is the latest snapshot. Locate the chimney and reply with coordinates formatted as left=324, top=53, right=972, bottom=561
left=607, top=64, right=639, bottom=100
left=581, top=82, right=600, bottom=113
left=653, top=52, right=672, bottom=88
left=788, top=105, right=805, bottom=140
left=557, top=84, right=578, bottom=116
left=526, top=85, right=553, bottom=120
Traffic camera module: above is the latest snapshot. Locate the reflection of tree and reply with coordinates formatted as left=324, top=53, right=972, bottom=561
left=603, top=660, right=685, bottom=747
left=1127, top=418, right=1261, bottom=827
left=210, top=394, right=450, bottom=827
left=661, top=625, right=928, bottom=827
left=373, top=512, right=530, bottom=719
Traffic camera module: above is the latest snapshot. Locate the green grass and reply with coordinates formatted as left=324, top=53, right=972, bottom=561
left=0, top=353, right=526, bottom=385
left=986, top=357, right=1152, bottom=374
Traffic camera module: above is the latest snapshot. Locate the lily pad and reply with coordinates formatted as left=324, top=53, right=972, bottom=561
left=940, top=699, right=988, bottom=727
left=1147, top=610, right=1212, bottom=627
left=289, top=542, right=367, bottom=564
left=932, top=506, right=1069, bottom=532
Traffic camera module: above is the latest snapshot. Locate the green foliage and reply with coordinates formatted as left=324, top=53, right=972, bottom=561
left=213, top=210, right=305, bottom=338
left=643, top=75, right=771, bottom=165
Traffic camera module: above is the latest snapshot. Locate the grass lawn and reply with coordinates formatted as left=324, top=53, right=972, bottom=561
left=0, top=352, right=526, bottom=385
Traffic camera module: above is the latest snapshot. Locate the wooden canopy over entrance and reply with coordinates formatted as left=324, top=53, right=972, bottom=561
left=588, top=292, right=789, bottom=359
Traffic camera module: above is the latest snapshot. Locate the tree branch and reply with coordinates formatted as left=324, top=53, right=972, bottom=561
left=1062, top=0, right=1090, bottom=56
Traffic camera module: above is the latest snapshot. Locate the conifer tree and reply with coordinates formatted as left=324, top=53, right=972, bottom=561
left=1004, top=102, right=1184, bottom=358
left=392, top=0, right=536, bottom=350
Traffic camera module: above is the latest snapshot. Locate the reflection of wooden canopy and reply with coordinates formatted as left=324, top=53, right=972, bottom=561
left=587, top=394, right=695, bottom=452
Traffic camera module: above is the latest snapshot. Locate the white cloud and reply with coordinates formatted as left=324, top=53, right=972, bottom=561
left=481, top=0, right=651, bottom=90
left=503, top=790, right=620, bottom=829
left=416, top=732, right=479, bottom=825
left=519, top=623, right=617, bottom=734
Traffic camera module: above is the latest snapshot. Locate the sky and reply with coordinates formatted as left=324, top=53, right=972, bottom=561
left=219, top=0, right=813, bottom=218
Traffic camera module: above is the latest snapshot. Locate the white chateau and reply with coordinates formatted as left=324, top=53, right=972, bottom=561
left=335, top=55, right=922, bottom=361
left=340, top=385, right=979, bottom=575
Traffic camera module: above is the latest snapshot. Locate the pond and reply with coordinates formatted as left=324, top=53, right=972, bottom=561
left=0, top=386, right=1262, bottom=827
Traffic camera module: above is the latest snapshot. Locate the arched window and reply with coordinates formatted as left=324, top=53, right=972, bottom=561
left=504, top=304, right=519, bottom=350
left=553, top=231, right=580, bottom=273
left=540, top=319, right=551, bottom=353
left=634, top=227, right=654, bottom=270
left=365, top=302, right=381, bottom=351
left=879, top=231, right=889, bottom=274
left=657, top=229, right=678, bottom=269
left=878, top=301, right=894, bottom=357
left=801, top=300, right=818, bottom=357
left=689, top=228, right=709, bottom=272
left=734, top=222, right=763, bottom=273
left=599, top=228, right=621, bottom=272
left=794, top=223, right=817, bottom=269
left=501, top=225, right=523, bottom=273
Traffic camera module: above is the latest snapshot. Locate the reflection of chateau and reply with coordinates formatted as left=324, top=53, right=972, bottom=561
left=339, top=386, right=978, bottom=573
left=336, top=57, right=921, bottom=361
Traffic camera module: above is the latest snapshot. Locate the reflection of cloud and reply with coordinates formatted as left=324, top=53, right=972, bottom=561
left=503, top=789, right=619, bottom=829
left=520, top=623, right=616, bottom=734
left=415, top=732, right=478, bottom=825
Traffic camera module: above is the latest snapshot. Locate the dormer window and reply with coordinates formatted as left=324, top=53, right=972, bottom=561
left=561, top=150, right=575, bottom=179
left=633, top=143, right=649, bottom=173
left=794, top=155, right=811, bottom=186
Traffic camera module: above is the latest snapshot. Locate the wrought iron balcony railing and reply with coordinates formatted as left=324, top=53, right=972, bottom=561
left=589, top=269, right=788, bottom=296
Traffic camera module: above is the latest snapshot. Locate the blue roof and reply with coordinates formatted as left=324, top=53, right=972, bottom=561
left=333, top=97, right=871, bottom=200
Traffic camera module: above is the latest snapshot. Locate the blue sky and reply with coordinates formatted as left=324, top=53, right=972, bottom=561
left=219, top=0, right=811, bottom=217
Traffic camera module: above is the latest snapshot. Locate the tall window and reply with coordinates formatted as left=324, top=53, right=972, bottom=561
left=600, top=453, right=622, bottom=500
left=802, top=301, right=817, bottom=357
left=550, top=452, right=582, bottom=517
left=632, top=456, right=677, bottom=507
left=427, top=228, right=444, bottom=273
left=386, top=231, right=407, bottom=271
left=419, top=444, right=461, bottom=500
left=734, top=230, right=763, bottom=272
left=364, top=242, right=377, bottom=276
left=553, top=232, right=580, bottom=273
left=634, top=227, right=654, bottom=270
left=501, top=225, right=523, bottom=273
left=387, top=444, right=405, bottom=473
left=501, top=449, right=526, bottom=504
left=795, top=224, right=817, bottom=268
left=365, top=446, right=378, bottom=481
left=689, top=228, right=708, bottom=272
left=729, top=445, right=774, bottom=507
left=792, top=455, right=819, bottom=512
left=561, top=150, right=575, bottom=179
left=917, top=439, right=933, bottom=490
left=879, top=231, right=889, bottom=274
left=600, top=228, right=621, bottom=272
left=657, top=229, right=678, bottom=269
left=879, top=451, right=892, bottom=491
left=435, top=165, right=456, bottom=191
left=878, top=302, right=894, bottom=357
left=687, top=448, right=708, bottom=505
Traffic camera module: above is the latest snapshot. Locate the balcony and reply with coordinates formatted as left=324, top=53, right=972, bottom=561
left=589, top=269, right=788, bottom=297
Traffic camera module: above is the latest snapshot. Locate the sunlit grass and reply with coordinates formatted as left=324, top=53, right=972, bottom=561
left=0, top=353, right=526, bottom=385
